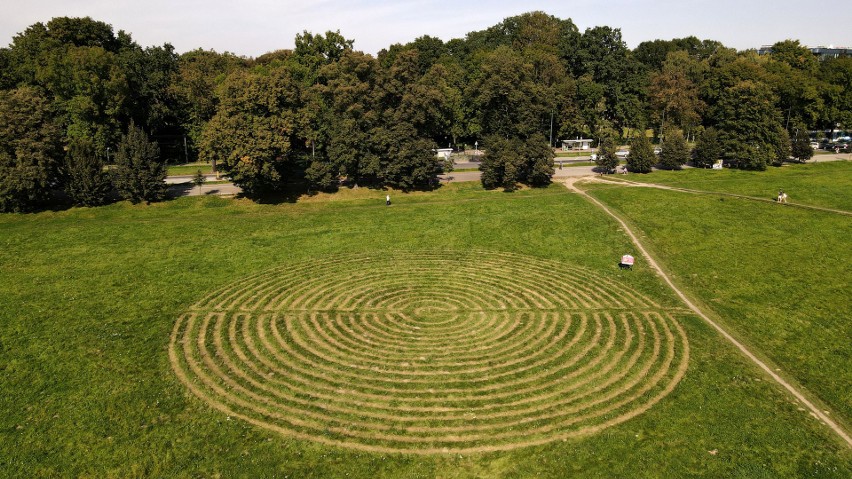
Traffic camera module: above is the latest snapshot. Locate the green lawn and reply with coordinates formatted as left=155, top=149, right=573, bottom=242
left=584, top=166, right=851, bottom=427
left=166, top=163, right=213, bottom=176
left=618, top=161, right=852, bottom=211
left=0, top=181, right=849, bottom=477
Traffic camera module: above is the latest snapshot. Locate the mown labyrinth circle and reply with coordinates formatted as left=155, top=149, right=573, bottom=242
left=170, top=251, right=689, bottom=454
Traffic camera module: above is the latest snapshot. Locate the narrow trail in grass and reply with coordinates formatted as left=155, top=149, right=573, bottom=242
left=593, top=177, right=852, bottom=216
left=565, top=177, right=852, bottom=448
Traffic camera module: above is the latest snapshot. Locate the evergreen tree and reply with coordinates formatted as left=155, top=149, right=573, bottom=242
left=595, top=137, right=619, bottom=173
left=771, top=128, right=792, bottom=167
left=692, top=127, right=721, bottom=168
left=112, top=121, right=167, bottom=203
left=658, top=131, right=690, bottom=170
left=64, top=139, right=112, bottom=206
left=791, top=128, right=813, bottom=162
left=192, top=168, right=206, bottom=193
left=626, top=134, right=654, bottom=173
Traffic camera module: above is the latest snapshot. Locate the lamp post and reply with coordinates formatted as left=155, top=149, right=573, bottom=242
left=474, top=141, right=478, bottom=157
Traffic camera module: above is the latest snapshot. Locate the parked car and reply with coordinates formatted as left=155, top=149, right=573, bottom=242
left=653, top=147, right=662, bottom=155
left=615, top=149, right=629, bottom=158
left=589, top=153, right=598, bottom=161
left=809, top=141, right=819, bottom=149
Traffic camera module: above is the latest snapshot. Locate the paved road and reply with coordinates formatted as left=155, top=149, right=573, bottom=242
left=165, top=154, right=849, bottom=198
left=167, top=181, right=242, bottom=197
left=165, top=173, right=221, bottom=185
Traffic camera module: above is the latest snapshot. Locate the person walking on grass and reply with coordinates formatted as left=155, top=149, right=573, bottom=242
left=386, top=194, right=391, bottom=206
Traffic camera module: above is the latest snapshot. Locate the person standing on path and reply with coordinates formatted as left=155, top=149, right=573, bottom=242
left=386, top=194, right=391, bottom=206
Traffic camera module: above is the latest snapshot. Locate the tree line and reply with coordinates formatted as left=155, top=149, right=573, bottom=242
left=1, top=13, right=850, bottom=211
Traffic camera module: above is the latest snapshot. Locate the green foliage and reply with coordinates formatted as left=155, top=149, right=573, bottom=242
left=595, top=137, right=619, bottom=173
left=469, top=46, right=548, bottom=139
left=191, top=168, right=206, bottom=191
left=626, top=134, right=654, bottom=173
left=0, top=86, right=63, bottom=212
left=306, top=50, right=383, bottom=188
left=293, top=30, right=354, bottom=83
left=112, top=121, right=166, bottom=203
left=480, top=135, right=553, bottom=190
left=480, top=136, right=518, bottom=190
left=200, top=67, right=299, bottom=197
left=791, top=127, right=814, bottom=161
left=770, top=128, right=792, bottom=166
left=2, top=13, right=851, bottom=211
left=302, top=48, right=445, bottom=192
left=64, top=138, right=112, bottom=206
left=818, top=57, right=852, bottom=130
left=692, top=127, right=722, bottom=168
left=658, top=131, right=690, bottom=170
left=769, top=40, right=818, bottom=74
left=649, top=51, right=706, bottom=133
left=171, top=49, right=249, bottom=158
left=714, top=80, right=783, bottom=170
left=634, top=36, right=722, bottom=70
left=368, top=119, right=441, bottom=191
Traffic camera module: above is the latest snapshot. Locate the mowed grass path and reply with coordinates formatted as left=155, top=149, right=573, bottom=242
left=1, top=182, right=850, bottom=477
left=584, top=162, right=851, bottom=428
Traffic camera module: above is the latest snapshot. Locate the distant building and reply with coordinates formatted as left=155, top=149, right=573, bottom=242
left=561, top=138, right=594, bottom=151
left=435, top=148, right=453, bottom=160
left=757, top=45, right=852, bottom=60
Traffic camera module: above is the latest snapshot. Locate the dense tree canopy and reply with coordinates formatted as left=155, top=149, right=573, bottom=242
left=0, top=86, right=63, bottom=212
left=1, top=13, right=849, bottom=209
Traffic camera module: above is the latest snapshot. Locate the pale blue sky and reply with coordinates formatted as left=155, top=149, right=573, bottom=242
left=1, top=0, right=848, bottom=56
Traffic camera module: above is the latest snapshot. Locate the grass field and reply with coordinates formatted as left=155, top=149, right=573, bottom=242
left=582, top=162, right=852, bottom=424
left=1, top=177, right=850, bottom=477
left=616, top=161, right=852, bottom=211
left=166, top=163, right=213, bottom=176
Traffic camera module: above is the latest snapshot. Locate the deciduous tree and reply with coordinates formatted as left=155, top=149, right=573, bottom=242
left=713, top=80, right=783, bottom=170
left=0, top=86, right=63, bottom=212
left=480, top=135, right=553, bottom=190
left=200, top=67, right=300, bottom=197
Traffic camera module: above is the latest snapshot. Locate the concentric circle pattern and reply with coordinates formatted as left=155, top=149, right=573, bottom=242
left=170, top=251, right=689, bottom=454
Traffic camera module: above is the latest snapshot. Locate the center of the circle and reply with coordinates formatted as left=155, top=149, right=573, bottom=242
left=411, top=305, right=460, bottom=318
